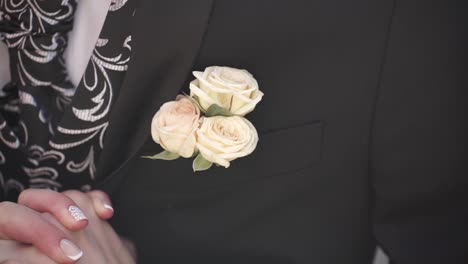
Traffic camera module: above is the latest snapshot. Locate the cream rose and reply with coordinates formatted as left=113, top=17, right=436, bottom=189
left=151, top=95, right=201, bottom=158
left=196, top=116, right=258, bottom=168
left=189, top=66, right=264, bottom=116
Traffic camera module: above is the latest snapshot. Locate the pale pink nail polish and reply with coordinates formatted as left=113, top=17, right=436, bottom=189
left=60, top=239, right=83, bottom=261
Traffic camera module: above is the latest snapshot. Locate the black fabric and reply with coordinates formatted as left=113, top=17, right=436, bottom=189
left=0, top=0, right=465, bottom=263
left=0, top=0, right=136, bottom=200
left=95, top=1, right=468, bottom=263
left=0, top=0, right=77, bottom=200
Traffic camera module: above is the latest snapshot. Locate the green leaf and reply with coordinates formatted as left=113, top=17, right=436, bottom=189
left=205, top=104, right=234, bottom=117
left=192, top=154, right=213, bottom=172
left=142, top=150, right=180, bottom=161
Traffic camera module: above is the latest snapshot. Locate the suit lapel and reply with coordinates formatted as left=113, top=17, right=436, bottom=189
left=95, top=0, right=214, bottom=187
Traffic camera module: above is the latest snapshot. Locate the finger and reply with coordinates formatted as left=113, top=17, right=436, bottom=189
left=86, top=190, right=114, bottom=220
left=18, top=189, right=88, bottom=231
left=0, top=260, right=28, bottom=264
left=0, top=202, right=83, bottom=263
left=121, top=237, right=137, bottom=262
left=16, top=243, right=57, bottom=264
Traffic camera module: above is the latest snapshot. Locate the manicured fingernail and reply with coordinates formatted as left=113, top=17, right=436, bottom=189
left=103, top=203, right=114, bottom=212
left=68, top=205, right=88, bottom=221
left=60, top=239, right=83, bottom=261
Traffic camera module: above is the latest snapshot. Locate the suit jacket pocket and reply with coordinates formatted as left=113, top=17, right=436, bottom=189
left=135, top=120, right=325, bottom=197
left=226, top=120, right=324, bottom=178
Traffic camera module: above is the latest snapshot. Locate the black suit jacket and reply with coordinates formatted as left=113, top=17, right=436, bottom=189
left=93, top=1, right=468, bottom=263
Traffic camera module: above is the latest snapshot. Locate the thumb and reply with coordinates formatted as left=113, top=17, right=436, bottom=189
left=0, top=202, right=83, bottom=263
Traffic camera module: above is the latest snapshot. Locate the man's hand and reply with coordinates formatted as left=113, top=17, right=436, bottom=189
left=0, top=189, right=115, bottom=263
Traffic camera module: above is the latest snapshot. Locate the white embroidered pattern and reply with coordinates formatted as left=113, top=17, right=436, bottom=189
left=50, top=34, right=132, bottom=181
left=0, top=0, right=133, bottom=197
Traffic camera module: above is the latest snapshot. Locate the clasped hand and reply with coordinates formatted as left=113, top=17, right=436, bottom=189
left=0, top=189, right=136, bottom=264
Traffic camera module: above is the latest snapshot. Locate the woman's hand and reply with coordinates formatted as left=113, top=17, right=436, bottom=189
left=56, top=191, right=137, bottom=264
left=0, top=189, right=116, bottom=263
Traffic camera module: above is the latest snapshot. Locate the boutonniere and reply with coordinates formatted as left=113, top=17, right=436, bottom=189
left=144, top=66, right=264, bottom=172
